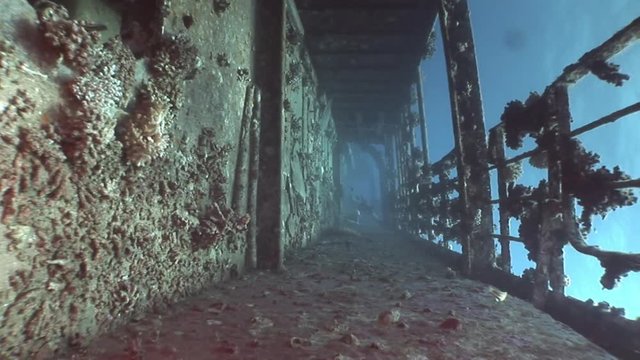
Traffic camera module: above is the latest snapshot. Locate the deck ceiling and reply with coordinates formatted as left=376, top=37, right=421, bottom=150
left=294, top=0, right=438, bottom=142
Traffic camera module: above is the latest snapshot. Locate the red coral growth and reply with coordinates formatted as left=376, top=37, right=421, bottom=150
left=191, top=203, right=250, bottom=251
left=146, top=34, right=200, bottom=111
left=55, top=107, right=90, bottom=165
left=233, top=214, right=251, bottom=232
left=35, top=1, right=100, bottom=72
left=1, top=90, right=37, bottom=140
left=1, top=187, right=16, bottom=224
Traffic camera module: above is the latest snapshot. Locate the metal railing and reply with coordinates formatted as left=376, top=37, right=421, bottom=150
left=383, top=10, right=640, bottom=359
left=397, top=16, right=640, bottom=312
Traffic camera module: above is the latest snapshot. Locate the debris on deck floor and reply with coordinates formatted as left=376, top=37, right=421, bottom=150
left=64, top=230, right=616, bottom=359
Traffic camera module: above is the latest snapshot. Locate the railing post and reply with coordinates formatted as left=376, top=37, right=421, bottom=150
left=415, top=68, right=434, bottom=240
left=406, top=111, right=418, bottom=235
left=551, top=88, right=574, bottom=299
left=437, top=169, right=452, bottom=249
left=490, top=126, right=512, bottom=272
left=384, top=133, right=395, bottom=225
left=398, top=112, right=411, bottom=229
left=393, top=131, right=404, bottom=228
left=439, top=0, right=495, bottom=273
left=534, top=85, right=570, bottom=307
left=416, top=68, right=430, bottom=166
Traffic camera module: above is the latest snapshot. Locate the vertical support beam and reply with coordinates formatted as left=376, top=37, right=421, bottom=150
left=390, top=134, right=399, bottom=192
left=400, top=111, right=412, bottom=229
left=439, top=0, right=494, bottom=273
left=416, top=67, right=430, bottom=165
left=389, top=134, right=397, bottom=226
left=396, top=117, right=404, bottom=189
left=405, top=106, right=417, bottom=235
left=550, top=87, right=571, bottom=298
left=394, top=131, right=402, bottom=210
left=491, top=126, right=511, bottom=272
left=333, top=139, right=342, bottom=226
left=399, top=111, right=409, bottom=229
left=415, top=67, right=434, bottom=240
left=394, top=128, right=405, bottom=228
left=534, top=86, right=570, bottom=307
left=384, top=133, right=395, bottom=224
left=255, top=0, right=286, bottom=271
left=436, top=170, right=452, bottom=249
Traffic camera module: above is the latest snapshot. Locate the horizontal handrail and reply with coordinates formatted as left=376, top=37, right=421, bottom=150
left=491, top=233, right=523, bottom=243
left=488, top=102, right=640, bottom=171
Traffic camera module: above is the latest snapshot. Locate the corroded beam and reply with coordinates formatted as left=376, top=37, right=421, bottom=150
left=435, top=169, right=454, bottom=249
left=554, top=16, right=640, bottom=87
left=329, top=93, right=405, bottom=100
left=307, top=34, right=425, bottom=54
left=245, top=89, right=262, bottom=270
left=255, top=0, right=286, bottom=271
left=322, top=80, right=407, bottom=91
left=489, top=126, right=511, bottom=272
left=286, top=0, right=305, bottom=36
left=332, top=104, right=403, bottom=114
left=415, top=67, right=430, bottom=165
left=297, top=0, right=428, bottom=12
left=324, top=87, right=407, bottom=97
left=395, top=128, right=408, bottom=228
left=415, top=66, right=434, bottom=240
left=534, top=86, right=570, bottom=308
left=320, top=69, right=413, bottom=82
left=439, top=0, right=494, bottom=273
left=489, top=101, right=640, bottom=171
left=384, top=133, right=396, bottom=223
left=312, top=53, right=414, bottom=70
left=572, top=101, right=640, bottom=136
left=231, top=85, right=255, bottom=213
left=431, top=148, right=456, bottom=173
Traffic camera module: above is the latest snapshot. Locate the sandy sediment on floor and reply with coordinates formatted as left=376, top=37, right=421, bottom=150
left=68, top=231, right=616, bottom=360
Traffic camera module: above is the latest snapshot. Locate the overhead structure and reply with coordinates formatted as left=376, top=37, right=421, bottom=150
left=295, top=0, right=438, bottom=143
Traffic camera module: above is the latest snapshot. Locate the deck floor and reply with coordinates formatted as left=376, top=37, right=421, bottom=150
left=63, top=230, right=615, bottom=360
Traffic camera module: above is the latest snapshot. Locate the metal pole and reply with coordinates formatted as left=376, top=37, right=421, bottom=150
left=491, top=126, right=511, bottom=272
left=534, top=86, right=570, bottom=307
left=416, top=68, right=430, bottom=166
left=439, top=0, right=495, bottom=273
left=245, top=89, right=261, bottom=270
left=384, top=133, right=395, bottom=224
left=231, top=85, right=255, bottom=213
left=415, top=66, right=434, bottom=240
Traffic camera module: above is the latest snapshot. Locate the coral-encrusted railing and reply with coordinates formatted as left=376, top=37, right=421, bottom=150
left=399, top=15, right=640, bottom=360
left=488, top=16, right=640, bottom=307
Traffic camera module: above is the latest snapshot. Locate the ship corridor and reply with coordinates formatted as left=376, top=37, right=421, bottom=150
left=1, top=0, right=639, bottom=359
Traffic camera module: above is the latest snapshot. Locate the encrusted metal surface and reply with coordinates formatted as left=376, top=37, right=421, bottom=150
left=295, top=0, right=438, bottom=142
left=439, top=0, right=494, bottom=273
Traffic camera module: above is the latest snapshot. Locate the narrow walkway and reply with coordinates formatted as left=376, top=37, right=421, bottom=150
left=66, top=230, right=615, bottom=359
